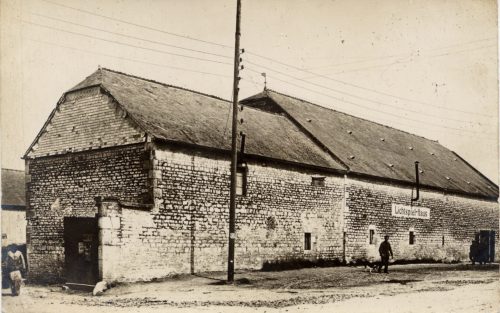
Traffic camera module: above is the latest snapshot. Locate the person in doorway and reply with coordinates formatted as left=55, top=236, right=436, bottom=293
left=469, top=240, right=479, bottom=265
left=5, top=250, right=26, bottom=296
left=378, top=235, right=393, bottom=273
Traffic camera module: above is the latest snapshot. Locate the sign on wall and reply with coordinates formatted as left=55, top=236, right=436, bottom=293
left=391, top=203, right=430, bottom=219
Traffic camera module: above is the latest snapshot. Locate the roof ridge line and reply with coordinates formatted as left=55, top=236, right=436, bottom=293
left=265, top=96, right=350, bottom=171
left=99, top=67, right=232, bottom=103
left=265, top=88, right=440, bottom=144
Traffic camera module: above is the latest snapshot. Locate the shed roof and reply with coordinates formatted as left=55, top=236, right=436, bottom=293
left=242, top=90, right=498, bottom=199
left=32, top=68, right=344, bottom=170
left=1, top=169, right=26, bottom=208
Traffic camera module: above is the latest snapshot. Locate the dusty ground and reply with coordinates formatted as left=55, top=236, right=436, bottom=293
left=2, top=263, right=499, bottom=313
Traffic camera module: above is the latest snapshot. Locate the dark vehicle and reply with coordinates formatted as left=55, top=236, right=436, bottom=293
left=470, top=231, right=495, bottom=265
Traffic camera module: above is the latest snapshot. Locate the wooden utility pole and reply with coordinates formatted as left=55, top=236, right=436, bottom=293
left=228, top=0, right=242, bottom=283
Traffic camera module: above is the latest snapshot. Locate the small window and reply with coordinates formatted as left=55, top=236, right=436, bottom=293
left=369, top=229, right=375, bottom=245
left=2, top=233, right=7, bottom=239
left=266, top=216, right=277, bottom=230
left=236, top=167, right=247, bottom=196
left=442, top=235, right=445, bottom=246
left=409, top=231, right=415, bottom=245
left=311, top=176, right=325, bottom=187
left=304, top=233, right=312, bottom=250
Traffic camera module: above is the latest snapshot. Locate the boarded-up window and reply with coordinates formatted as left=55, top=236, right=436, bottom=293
left=311, top=176, right=325, bottom=187
left=409, top=231, right=415, bottom=245
left=236, top=168, right=247, bottom=196
left=266, top=216, right=277, bottom=230
left=304, top=233, right=312, bottom=250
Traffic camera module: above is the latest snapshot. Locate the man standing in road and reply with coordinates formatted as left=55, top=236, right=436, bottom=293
left=378, top=235, right=393, bottom=274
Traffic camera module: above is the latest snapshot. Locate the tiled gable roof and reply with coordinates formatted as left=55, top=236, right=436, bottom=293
left=242, top=90, right=498, bottom=199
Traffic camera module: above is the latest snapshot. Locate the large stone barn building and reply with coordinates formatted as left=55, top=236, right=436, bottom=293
left=24, top=68, right=498, bottom=285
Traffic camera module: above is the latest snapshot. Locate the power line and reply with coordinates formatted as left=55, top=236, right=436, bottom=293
left=244, top=60, right=489, bottom=125
left=244, top=69, right=496, bottom=138
left=240, top=72, right=264, bottom=89
left=295, top=43, right=497, bottom=79
left=324, top=58, right=409, bottom=76
left=37, top=0, right=494, bottom=119
left=246, top=51, right=494, bottom=118
left=27, top=38, right=233, bottom=78
left=269, top=75, right=497, bottom=140
left=429, top=44, right=496, bottom=58
left=39, top=0, right=233, bottom=49
left=24, top=21, right=234, bottom=66
left=306, top=53, right=413, bottom=71
left=306, top=44, right=496, bottom=78
left=31, top=12, right=233, bottom=60
left=305, top=37, right=495, bottom=71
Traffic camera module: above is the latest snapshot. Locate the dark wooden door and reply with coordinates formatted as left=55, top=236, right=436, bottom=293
left=478, top=230, right=495, bottom=263
left=489, top=231, right=496, bottom=262
left=63, top=217, right=99, bottom=287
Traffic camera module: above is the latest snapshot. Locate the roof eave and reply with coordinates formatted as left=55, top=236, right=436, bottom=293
left=151, top=137, right=347, bottom=176
left=347, top=170, right=498, bottom=202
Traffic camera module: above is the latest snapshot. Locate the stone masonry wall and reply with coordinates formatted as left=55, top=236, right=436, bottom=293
left=27, top=140, right=498, bottom=283
left=26, top=144, right=149, bottom=282
left=26, top=87, right=145, bottom=158
left=344, top=178, right=498, bottom=263
left=98, top=145, right=346, bottom=282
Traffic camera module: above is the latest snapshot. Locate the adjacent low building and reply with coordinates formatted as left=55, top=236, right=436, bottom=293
left=1, top=168, right=27, bottom=288
left=1, top=168, right=26, bottom=247
left=24, top=68, right=498, bottom=285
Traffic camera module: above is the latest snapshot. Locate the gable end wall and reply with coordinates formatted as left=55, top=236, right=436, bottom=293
left=26, top=87, right=145, bottom=158
left=26, top=143, right=149, bottom=283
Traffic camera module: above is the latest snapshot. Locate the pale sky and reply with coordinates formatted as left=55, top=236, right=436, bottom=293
left=1, top=0, right=498, bottom=183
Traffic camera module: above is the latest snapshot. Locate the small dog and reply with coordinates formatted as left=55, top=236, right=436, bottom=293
left=359, top=259, right=379, bottom=273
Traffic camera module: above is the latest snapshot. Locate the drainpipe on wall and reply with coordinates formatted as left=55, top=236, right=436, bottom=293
left=411, top=161, right=420, bottom=202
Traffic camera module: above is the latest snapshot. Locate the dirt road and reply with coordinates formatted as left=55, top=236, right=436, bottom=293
left=3, top=263, right=499, bottom=313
